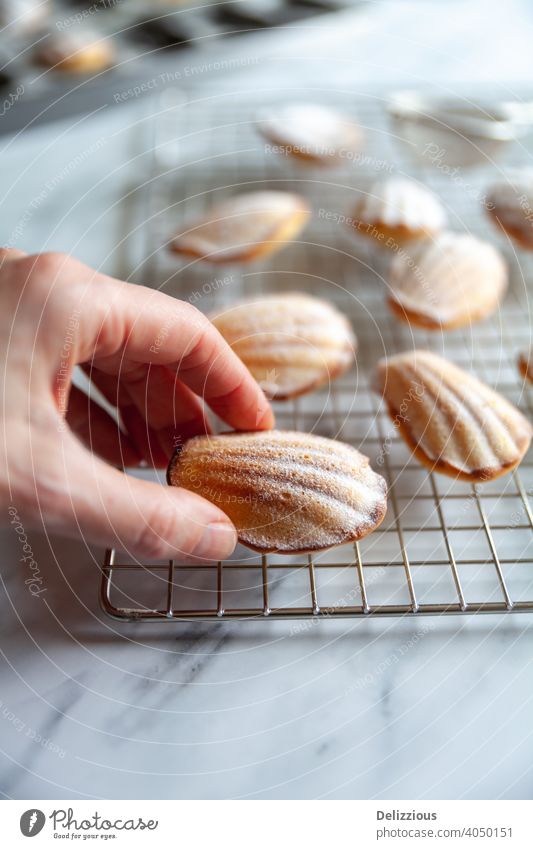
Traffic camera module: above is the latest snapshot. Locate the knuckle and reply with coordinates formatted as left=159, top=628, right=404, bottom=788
left=181, top=320, right=217, bottom=371
left=23, top=253, right=85, bottom=318
left=29, top=252, right=85, bottom=294
left=31, top=251, right=67, bottom=278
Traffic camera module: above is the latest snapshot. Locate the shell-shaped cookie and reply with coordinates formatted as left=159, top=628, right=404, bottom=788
left=168, top=191, right=310, bottom=264
left=36, top=31, right=115, bottom=73
left=2, top=0, right=49, bottom=37
left=388, top=232, right=508, bottom=330
left=258, top=102, right=363, bottom=165
left=374, top=350, right=532, bottom=481
left=487, top=172, right=533, bottom=249
left=210, top=293, right=356, bottom=400
left=519, top=350, right=533, bottom=383
left=350, top=177, right=446, bottom=244
left=167, top=430, right=387, bottom=553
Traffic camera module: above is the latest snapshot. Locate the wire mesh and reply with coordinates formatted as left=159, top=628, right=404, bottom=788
left=101, top=89, right=533, bottom=622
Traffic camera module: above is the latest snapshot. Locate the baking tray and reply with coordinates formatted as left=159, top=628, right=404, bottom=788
left=101, top=88, right=533, bottom=621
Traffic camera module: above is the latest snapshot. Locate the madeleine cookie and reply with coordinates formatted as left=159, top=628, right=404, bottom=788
left=169, top=191, right=310, bottom=264
left=36, top=32, right=114, bottom=73
left=1, top=0, right=49, bottom=37
left=388, top=233, right=508, bottom=330
left=258, top=102, right=363, bottom=166
left=374, top=350, right=532, bottom=481
left=210, top=293, right=356, bottom=400
left=487, top=173, right=533, bottom=249
left=519, top=350, right=533, bottom=382
left=350, top=177, right=446, bottom=245
left=167, top=430, right=387, bottom=553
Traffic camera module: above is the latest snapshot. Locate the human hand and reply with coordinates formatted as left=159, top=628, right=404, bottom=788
left=0, top=249, right=274, bottom=561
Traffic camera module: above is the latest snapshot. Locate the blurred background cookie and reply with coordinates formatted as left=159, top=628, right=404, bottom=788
left=35, top=31, right=115, bottom=74
left=258, top=102, right=363, bottom=166
left=0, top=0, right=50, bottom=38
left=169, top=191, right=311, bottom=264
left=487, top=172, right=533, bottom=250
left=349, top=177, right=446, bottom=247
left=388, top=232, right=508, bottom=330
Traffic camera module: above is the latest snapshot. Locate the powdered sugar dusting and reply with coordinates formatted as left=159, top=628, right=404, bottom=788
left=258, top=102, right=363, bottom=163
left=168, top=430, right=387, bottom=553
left=353, top=177, right=446, bottom=234
left=211, top=293, right=356, bottom=399
left=169, top=191, right=310, bottom=263
left=388, top=232, right=508, bottom=328
left=375, top=350, right=533, bottom=481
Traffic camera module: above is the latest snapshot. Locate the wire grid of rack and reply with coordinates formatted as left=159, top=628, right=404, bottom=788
left=101, top=88, right=533, bottom=622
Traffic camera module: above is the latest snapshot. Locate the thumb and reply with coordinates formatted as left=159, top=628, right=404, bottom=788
left=50, top=438, right=237, bottom=561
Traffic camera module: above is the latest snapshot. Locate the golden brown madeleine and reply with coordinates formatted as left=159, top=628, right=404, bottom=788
left=351, top=177, right=446, bottom=243
left=374, top=350, right=532, bottom=481
left=487, top=173, right=533, bottom=250
left=167, top=430, right=387, bottom=553
left=35, top=31, right=115, bottom=73
left=258, top=102, right=363, bottom=166
left=519, top=350, right=533, bottom=382
left=349, top=177, right=446, bottom=246
left=168, top=191, right=311, bottom=264
left=210, top=293, right=356, bottom=400
left=388, top=232, right=508, bottom=330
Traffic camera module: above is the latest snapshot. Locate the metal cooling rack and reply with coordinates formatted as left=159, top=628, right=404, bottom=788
left=101, top=88, right=533, bottom=621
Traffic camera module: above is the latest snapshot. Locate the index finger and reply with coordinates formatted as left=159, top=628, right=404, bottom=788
left=84, top=276, right=275, bottom=432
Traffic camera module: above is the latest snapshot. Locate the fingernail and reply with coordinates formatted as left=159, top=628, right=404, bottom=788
left=193, top=521, right=237, bottom=560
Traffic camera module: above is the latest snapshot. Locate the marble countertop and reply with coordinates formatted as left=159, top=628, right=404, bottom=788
left=2, top=0, right=533, bottom=801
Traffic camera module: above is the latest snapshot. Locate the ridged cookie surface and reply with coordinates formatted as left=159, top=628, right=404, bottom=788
left=374, top=350, right=532, bottom=481
left=167, top=430, right=387, bottom=553
left=350, top=177, right=446, bottom=245
left=388, top=232, right=508, bottom=330
left=258, top=102, right=363, bottom=165
left=210, top=293, right=356, bottom=400
left=169, top=191, right=310, bottom=264
left=487, top=173, right=533, bottom=249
